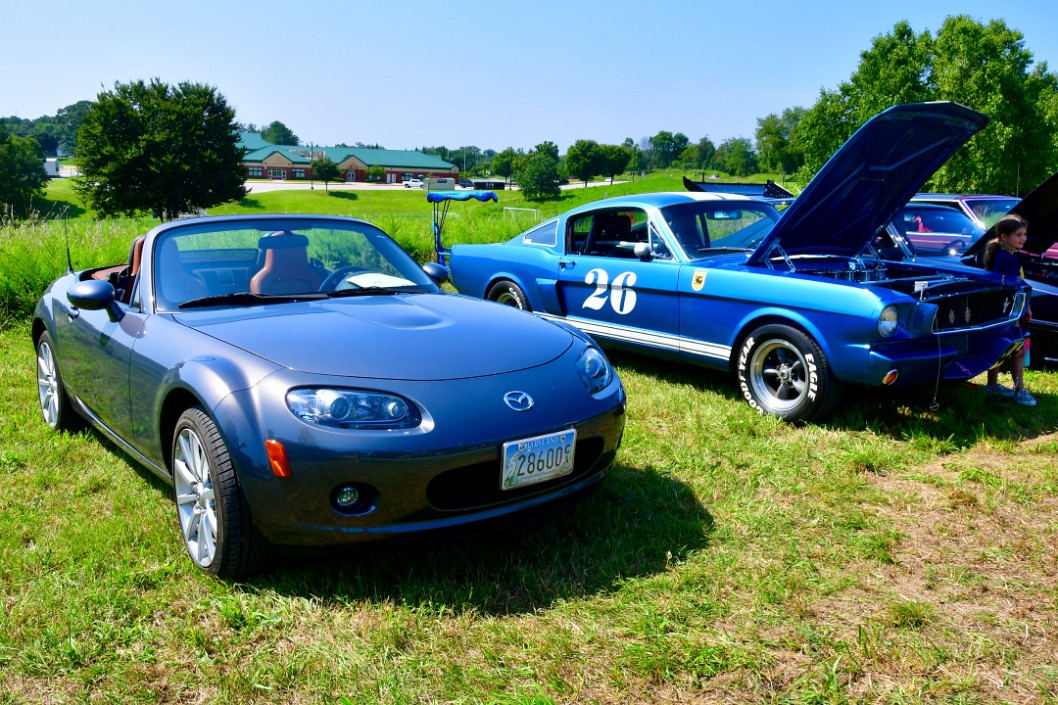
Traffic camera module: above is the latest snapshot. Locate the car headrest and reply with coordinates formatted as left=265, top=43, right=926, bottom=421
left=258, top=232, right=310, bottom=249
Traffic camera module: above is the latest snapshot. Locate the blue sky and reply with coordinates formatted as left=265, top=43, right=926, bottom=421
left=3, top=0, right=1056, bottom=153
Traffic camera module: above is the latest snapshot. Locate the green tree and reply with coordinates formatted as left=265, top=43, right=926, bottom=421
left=649, top=131, right=689, bottom=169
left=0, top=124, right=48, bottom=218
left=367, top=164, right=385, bottom=182
left=792, top=16, right=1058, bottom=194
left=755, top=107, right=805, bottom=175
left=515, top=151, right=562, bottom=201
left=311, top=156, right=341, bottom=190
left=696, top=136, right=717, bottom=171
left=75, top=79, right=247, bottom=219
left=491, top=148, right=517, bottom=181
left=261, top=120, right=299, bottom=146
left=599, top=144, right=632, bottom=184
left=712, top=137, right=758, bottom=176
left=565, top=139, right=602, bottom=185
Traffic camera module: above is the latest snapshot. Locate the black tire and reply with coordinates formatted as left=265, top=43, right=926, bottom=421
left=35, top=330, right=83, bottom=432
left=171, top=407, right=264, bottom=580
left=486, top=280, right=530, bottom=310
left=736, top=324, right=841, bottom=422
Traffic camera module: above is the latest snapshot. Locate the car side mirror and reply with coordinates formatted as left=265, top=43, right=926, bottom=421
left=634, top=242, right=653, bottom=261
left=422, top=261, right=450, bottom=285
left=68, top=279, right=124, bottom=322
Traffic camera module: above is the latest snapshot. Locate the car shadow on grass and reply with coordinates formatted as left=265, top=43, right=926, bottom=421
left=604, top=349, right=1053, bottom=446
left=255, top=463, right=712, bottom=616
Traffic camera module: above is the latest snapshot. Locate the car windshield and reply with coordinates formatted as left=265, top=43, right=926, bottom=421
left=964, top=197, right=1020, bottom=228
left=152, top=218, right=439, bottom=312
left=660, top=201, right=780, bottom=260
left=895, top=206, right=985, bottom=256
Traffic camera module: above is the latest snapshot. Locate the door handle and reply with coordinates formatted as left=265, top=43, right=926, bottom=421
left=560, top=259, right=576, bottom=270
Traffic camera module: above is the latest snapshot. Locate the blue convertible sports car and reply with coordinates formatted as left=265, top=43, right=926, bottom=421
left=443, top=103, right=1031, bottom=422
left=33, top=215, right=626, bottom=578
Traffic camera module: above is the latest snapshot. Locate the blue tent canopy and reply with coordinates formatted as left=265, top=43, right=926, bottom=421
left=426, top=191, right=499, bottom=204
left=429, top=191, right=499, bottom=265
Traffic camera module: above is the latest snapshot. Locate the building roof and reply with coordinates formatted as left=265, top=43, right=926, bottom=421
left=239, top=132, right=455, bottom=170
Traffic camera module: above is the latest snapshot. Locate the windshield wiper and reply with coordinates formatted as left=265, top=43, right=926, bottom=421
left=179, top=291, right=326, bottom=309
left=325, top=286, right=401, bottom=298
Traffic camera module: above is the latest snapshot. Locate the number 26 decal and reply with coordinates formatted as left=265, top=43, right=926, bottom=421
left=582, top=268, right=637, bottom=314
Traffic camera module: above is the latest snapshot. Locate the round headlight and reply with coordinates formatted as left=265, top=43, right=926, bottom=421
left=576, top=346, right=614, bottom=394
left=878, top=305, right=899, bottom=338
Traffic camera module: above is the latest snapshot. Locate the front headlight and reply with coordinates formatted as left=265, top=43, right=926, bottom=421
left=878, top=305, right=899, bottom=338
left=576, top=346, right=613, bottom=394
left=287, top=388, right=421, bottom=429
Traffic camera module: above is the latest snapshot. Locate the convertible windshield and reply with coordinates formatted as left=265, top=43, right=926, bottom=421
left=153, top=218, right=439, bottom=311
left=660, top=201, right=780, bottom=260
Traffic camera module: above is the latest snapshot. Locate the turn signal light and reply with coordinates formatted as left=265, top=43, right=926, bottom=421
left=265, top=439, right=292, bottom=478
left=881, top=370, right=899, bottom=386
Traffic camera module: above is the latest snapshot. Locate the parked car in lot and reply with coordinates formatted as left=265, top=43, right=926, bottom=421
left=911, top=192, right=1020, bottom=230
left=33, top=214, right=626, bottom=578
left=893, top=202, right=985, bottom=256
left=459, top=179, right=475, bottom=188
left=441, top=102, right=1030, bottom=422
left=403, top=178, right=424, bottom=189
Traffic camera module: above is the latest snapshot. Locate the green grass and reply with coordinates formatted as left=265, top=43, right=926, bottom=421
left=3, top=176, right=1058, bottom=703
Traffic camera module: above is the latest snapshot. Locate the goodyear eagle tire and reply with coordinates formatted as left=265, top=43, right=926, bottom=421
left=486, top=280, right=530, bottom=310
left=737, top=324, right=840, bottom=422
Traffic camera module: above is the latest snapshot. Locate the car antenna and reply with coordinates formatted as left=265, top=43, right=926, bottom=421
left=62, top=206, right=75, bottom=274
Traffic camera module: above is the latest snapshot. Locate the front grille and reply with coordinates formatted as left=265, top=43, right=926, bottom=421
left=426, top=437, right=605, bottom=511
left=933, top=290, right=1017, bottom=331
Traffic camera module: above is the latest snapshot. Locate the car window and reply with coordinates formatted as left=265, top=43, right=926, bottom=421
left=152, top=219, right=439, bottom=311
left=522, top=219, right=558, bottom=247
left=661, top=201, right=780, bottom=259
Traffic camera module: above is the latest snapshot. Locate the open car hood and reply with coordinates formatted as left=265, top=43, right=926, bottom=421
left=966, top=170, right=1058, bottom=257
left=747, top=102, right=989, bottom=265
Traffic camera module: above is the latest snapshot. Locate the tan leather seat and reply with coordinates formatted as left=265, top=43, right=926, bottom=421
left=249, top=233, right=322, bottom=294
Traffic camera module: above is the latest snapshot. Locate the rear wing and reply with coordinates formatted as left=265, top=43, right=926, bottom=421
left=683, top=176, right=796, bottom=201
left=429, top=190, right=498, bottom=264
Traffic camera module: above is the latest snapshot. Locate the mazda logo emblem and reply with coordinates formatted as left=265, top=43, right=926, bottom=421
left=503, top=391, right=534, bottom=412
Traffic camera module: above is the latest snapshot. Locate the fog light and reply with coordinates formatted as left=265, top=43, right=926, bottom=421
left=882, top=370, right=899, bottom=385
left=330, top=483, right=378, bottom=516
left=334, top=485, right=359, bottom=508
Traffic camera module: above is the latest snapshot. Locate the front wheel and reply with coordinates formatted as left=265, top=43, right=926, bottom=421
left=736, top=324, right=840, bottom=422
left=172, top=407, right=264, bottom=579
left=35, top=330, right=82, bottom=431
left=486, top=280, right=530, bottom=310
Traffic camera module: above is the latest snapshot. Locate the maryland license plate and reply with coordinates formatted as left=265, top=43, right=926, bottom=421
left=501, top=429, right=576, bottom=490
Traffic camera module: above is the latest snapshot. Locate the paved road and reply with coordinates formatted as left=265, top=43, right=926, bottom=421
left=245, top=179, right=627, bottom=193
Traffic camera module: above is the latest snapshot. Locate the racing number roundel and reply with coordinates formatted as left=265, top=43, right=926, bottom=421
left=583, top=268, right=637, bottom=315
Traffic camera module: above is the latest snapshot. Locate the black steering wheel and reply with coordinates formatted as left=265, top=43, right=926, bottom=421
left=319, top=265, right=368, bottom=292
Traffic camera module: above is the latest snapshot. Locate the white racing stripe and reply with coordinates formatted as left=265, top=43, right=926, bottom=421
left=537, top=313, right=731, bottom=362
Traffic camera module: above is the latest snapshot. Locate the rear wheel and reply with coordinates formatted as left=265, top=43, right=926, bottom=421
left=737, top=324, right=840, bottom=422
left=486, top=280, right=530, bottom=310
left=172, top=407, right=263, bottom=579
left=35, top=331, right=82, bottom=431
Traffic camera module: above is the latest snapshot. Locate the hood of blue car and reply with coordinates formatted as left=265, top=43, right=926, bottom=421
left=179, top=294, right=575, bottom=380
left=966, top=170, right=1058, bottom=257
left=747, top=102, right=989, bottom=265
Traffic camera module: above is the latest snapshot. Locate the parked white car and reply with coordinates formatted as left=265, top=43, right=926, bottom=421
left=403, top=178, right=424, bottom=189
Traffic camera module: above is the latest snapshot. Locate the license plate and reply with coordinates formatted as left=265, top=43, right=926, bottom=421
left=501, top=429, right=577, bottom=490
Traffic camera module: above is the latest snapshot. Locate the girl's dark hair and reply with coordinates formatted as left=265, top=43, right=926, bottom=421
left=982, top=214, right=1028, bottom=271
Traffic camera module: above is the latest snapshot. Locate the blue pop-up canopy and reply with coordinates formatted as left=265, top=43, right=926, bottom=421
left=429, top=191, right=498, bottom=264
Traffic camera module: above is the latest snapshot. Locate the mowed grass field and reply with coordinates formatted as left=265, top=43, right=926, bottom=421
left=1, top=177, right=1057, bottom=704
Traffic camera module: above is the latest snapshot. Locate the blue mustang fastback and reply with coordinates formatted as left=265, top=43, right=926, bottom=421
left=443, top=103, right=1030, bottom=422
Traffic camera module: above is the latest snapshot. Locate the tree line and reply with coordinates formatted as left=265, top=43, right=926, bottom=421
left=2, top=14, right=1055, bottom=218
